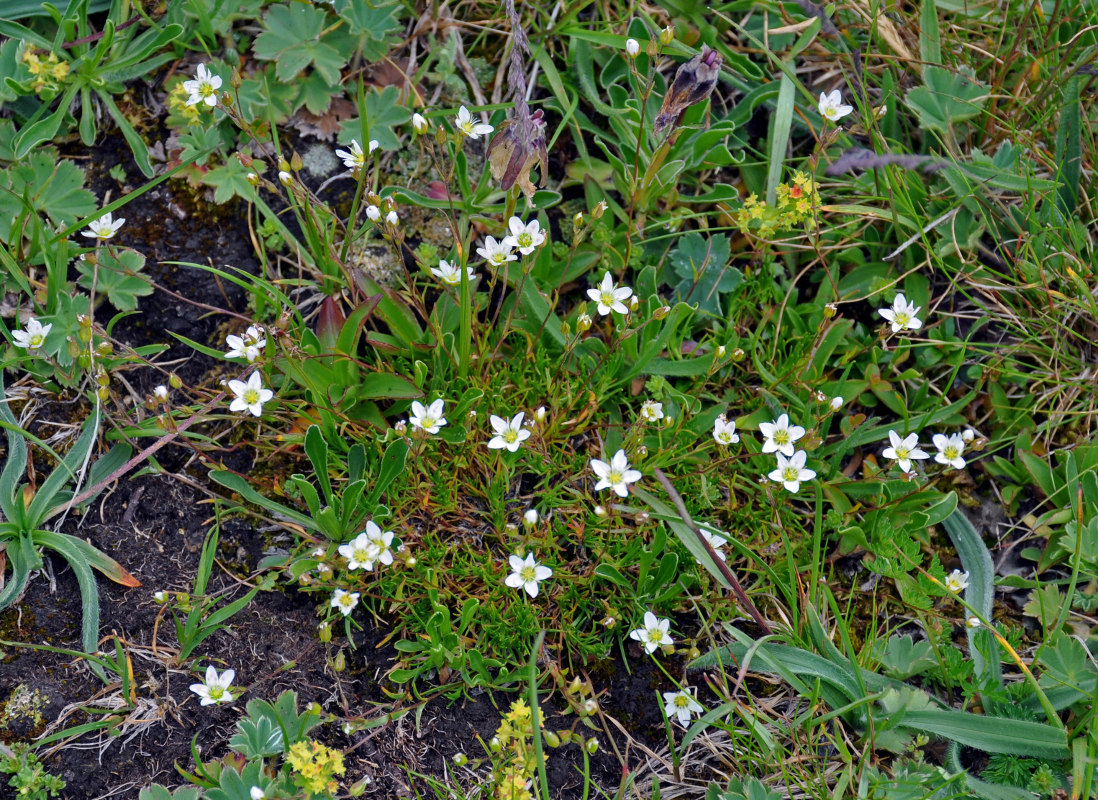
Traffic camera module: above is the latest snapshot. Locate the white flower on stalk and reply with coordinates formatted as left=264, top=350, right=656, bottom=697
left=431, top=260, right=476, bottom=286
left=878, top=293, right=922, bottom=333
left=409, top=398, right=447, bottom=434
left=363, top=520, right=395, bottom=566
left=386, top=210, right=399, bottom=225
left=189, top=665, right=235, bottom=706
left=625, top=38, right=640, bottom=57
left=476, top=236, right=517, bottom=267
left=966, top=616, right=981, bottom=629
left=11, top=318, right=52, bottom=351
left=830, top=396, right=844, bottom=411
left=758, top=413, right=805, bottom=457
left=944, top=569, right=969, bottom=594
left=629, top=611, right=672, bottom=654
left=639, top=400, right=664, bottom=423
left=182, top=63, right=222, bottom=107
left=339, top=529, right=382, bottom=571
left=454, top=105, right=494, bottom=139
left=82, top=212, right=125, bottom=241
left=712, top=415, right=739, bottom=445
left=278, top=171, right=292, bottom=186
left=768, top=450, right=816, bottom=493
left=587, top=271, right=633, bottom=316
left=227, top=372, right=273, bottom=417
left=366, top=205, right=380, bottom=222
left=697, top=528, right=727, bottom=562
left=523, top=509, right=539, bottom=527
left=590, top=449, right=641, bottom=497
left=662, top=688, right=703, bottom=726
left=817, top=89, right=854, bottom=123
left=487, top=412, right=531, bottom=452
left=250, top=788, right=265, bottom=800
left=505, top=553, right=552, bottom=598
left=412, top=113, right=429, bottom=134
left=153, top=385, right=169, bottom=402
left=504, top=217, right=546, bottom=255
left=224, top=328, right=267, bottom=362
left=881, top=430, right=929, bottom=472
left=933, top=433, right=967, bottom=470
left=331, top=589, right=360, bottom=616
left=335, top=139, right=378, bottom=169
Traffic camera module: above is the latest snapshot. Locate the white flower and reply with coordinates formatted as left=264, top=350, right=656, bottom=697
left=11, top=318, right=52, bottom=351
left=504, top=217, right=546, bottom=255
left=758, top=413, right=805, bottom=457
left=662, top=688, right=703, bottom=726
left=629, top=611, right=672, bottom=654
left=366, top=205, right=380, bottom=221
left=944, top=569, right=969, bottom=594
left=878, top=293, right=922, bottom=333
left=712, top=415, right=739, bottom=445
left=454, top=105, right=494, bottom=139
left=331, top=589, right=360, bottom=616
left=523, top=509, right=538, bottom=526
left=586, top=272, right=633, bottom=316
left=590, top=449, right=642, bottom=497
left=409, top=398, right=447, bottom=434
left=250, top=788, right=265, bottom=800
left=487, top=412, right=531, bottom=452
left=335, top=139, right=376, bottom=169
left=505, top=553, right=552, bottom=598
left=818, top=89, right=854, bottom=123
left=227, top=372, right=273, bottom=417
left=933, top=433, right=967, bottom=470
left=153, top=385, right=169, bottom=402
left=431, top=260, right=476, bottom=285
left=339, top=530, right=382, bottom=571
left=476, top=236, right=517, bottom=267
left=386, top=210, right=399, bottom=225
left=82, top=212, right=125, bottom=241
left=966, top=616, right=981, bottom=629
left=153, top=590, right=168, bottom=603
left=881, top=430, right=929, bottom=472
left=697, top=528, right=727, bottom=562
left=768, top=450, right=816, bottom=493
left=189, top=665, right=235, bottom=706
left=278, top=170, right=292, bottom=185
left=363, top=520, right=395, bottom=566
left=224, top=330, right=266, bottom=362
left=639, top=400, right=664, bottom=423
left=625, top=38, right=640, bottom=57
left=412, top=113, right=429, bottom=134
left=830, top=396, right=844, bottom=411
left=962, top=428, right=976, bottom=443
left=182, top=63, right=222, bottom=107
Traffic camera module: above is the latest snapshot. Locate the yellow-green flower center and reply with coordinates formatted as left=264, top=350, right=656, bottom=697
left=782, top=466, right=799, bottom=482
left=243, top=388, right=261, bottom=405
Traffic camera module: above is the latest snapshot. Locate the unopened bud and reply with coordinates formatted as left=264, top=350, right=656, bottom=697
left=246, top=172, right=259, bottom=185
left=830, top=396, right=844, bottom=411
left=97, top=386, right=109, bottom=402
left=593, top=505, right=606, bottom=517
left=823, top=303, right=838, bottom=318
left=653, top=305, right=670, bottom=320
left=585, top=737, right=599, bottom=754
left=290, top=152, right=303, bottom=171
left=452, top=753, right=468, bottom=766
left=592, top=200, right=607, bottom=219
left=659, top=25, right=675, bottom=46
left=629, top=295, right=640, bottom=312
left=583, top=698, right=599, bottom=715
left=523, top=509, right=538, bottom=527
left=731, top=348, right=746, bottom=362
left=366, top=205, right=380, bottom=222
left=542, top=730, right=561, bottom=748
left=962, top=428, right=976, bottom=442
left=332, top=650, right=346, bottom=672
left=153, top=385, right=169, bottom=402
left=169, top=373, right=182, bottom=389
left=278, top=157, right=291, bottom=172
left=412, top=113, right=429, bottom=134
left=576, top=313, right=592, bottom=333
left=220, top=92, right=233, bottom=107
left=534, top=406, right=546, bottom=422
left=573, top=211, right=584, bottom=227
left=625, top=38, right=640, bottom=57
left=278, top=170, right=292, bottom=186
left=318, top=621, right=332, bottom=642
left=716, top=344, right=726, bottom=358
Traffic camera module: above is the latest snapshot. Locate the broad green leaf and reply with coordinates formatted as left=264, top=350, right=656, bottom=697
left=668, top=232, right=741, bottom=316
left=905, top=65, right=987, bottom=133
left=77, top=248, right=152, bottom=311
left=252, top=3, right=348, bottom=84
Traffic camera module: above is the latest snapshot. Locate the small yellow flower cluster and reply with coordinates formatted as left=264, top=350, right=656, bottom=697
left=492, top=699, right=536, bottom=800
left=735, top=171, right=822, bottom=238
left=286, top=740, right=346, bottom=796
left=21, top=47, right=69, bottom=94
left=167, top=82, right=203, bottom=127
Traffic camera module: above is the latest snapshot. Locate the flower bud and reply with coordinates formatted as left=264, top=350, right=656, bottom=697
left=593, top=505, right=606, bottom=517
left=534, top=406, right=546, bottom=422
left=625, top=38, right=640, bottom=57
left=560, top=322, right=571, bottom=337
left=278, top=170, right=292, bottom=186
left=246, top=172, right=259, bottom=185
left=576, top=313, right=592, bottom=333
left=652, top=305, right=671, bottom=320
left=558, top=729, right=573, bottom=744
left=523, top=509, right=538, bottom=527
left=830, top=396, right=844, bottom=411
left=220, top=92, right=233, bottom=107
left=731, top=347, right=746, bottom=362
left=169, top=373, right=182, bottom=389
left=290, top=151, right=303, bottom=171
left=412, top=113, right=429, bottom=134
left=592, top=200, right=608, bottom=219
left=318, top=621, right=332, bottom=643
left=629, top=295, right=640, bottom=312
left=452, top=753, right=468, bottom=766
left=573, top=211, right=584, bottom=228
left=716, top=344, right=726, bottom=358
left=97, top=386, right=109, bottom=402
left=278, top=157, right=291, bottom=172
left=585, top=737, right=599, bottom=754
left=386, top=210, right=399, bottom=225
left=366, top=205, right=380, bottom=222
left=542, top=730, right=561, bottom=748
left=659, top=25, right=675, bottom=46
left=823, top=303, right=838, bottom=318
left=962, top=428, right=976, bottom=442
left=153, top=385, right=169, bottom=403
left=332, top=650, right=346, bottom=672
left=583, top=698, right=599, bottom=715
left=153, top=590, right=168, bottom=604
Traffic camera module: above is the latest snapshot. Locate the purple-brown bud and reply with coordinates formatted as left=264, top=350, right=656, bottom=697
left=654, top=46, right=724, bottom=134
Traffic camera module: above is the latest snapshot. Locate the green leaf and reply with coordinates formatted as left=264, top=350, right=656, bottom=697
left=0, top=148, right=96, bottom=242
left=905, top=65, right=988, bottom=133
left=874, top=635, right=938, bottom=679
left=252, top=3, right=348, bottom=84
left=77, top=248, right=152, bottom=312
left=901, top=709, right=1069, bottom=759
left=667, top=232, right=740, bottom=316
left=332, top=0, right=401, bottom=58
left=338, top=86, right=410, bottom=152
left=202, top=156, right=257, bottom=204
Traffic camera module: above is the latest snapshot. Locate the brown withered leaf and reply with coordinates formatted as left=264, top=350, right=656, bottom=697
left=287, top=97, right=357, bottom=141
left=654, top=46, right=724, bottom=134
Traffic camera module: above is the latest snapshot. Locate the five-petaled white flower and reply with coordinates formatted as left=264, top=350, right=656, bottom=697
left=409, top=399, right=447, bottom=434
left=587, top=272, right=633, bottom=316
left=183, top=63, right=222, bottom=107
left=697, top=528, right=727, bottom=562
left=82, top=212, right=125, bottom=241
left=224, top=328, right=266, bottom=362
left=364, top=521, right=395, bottom=566
left=759, top=413, right=805, bottom=457
left=227, top=372, right=273, bottom=417
left=331, top=588, right=360, bottom=616
left=768, top=450, right=816, bottom=493
left=11, top=318, right=52, bottom=351
left=639, top=400, right=664, bottom=423
left=933, top=433, right=966, bottom=470
left=818, top=89, right=854, bottom=123
left=190, top=665, right=235, bottom=706
left=629, top=611, right=673, bottom=654
left=882, top=430, right=929, bottom=472
left=944, top=569, right=969, bottom=594
left=590, top=449, right=642, bottom=497
left=712, top=415, right=740, bottom=445
left=504, top=217, right=546, bottom=255
left=431, top=260, right=476, bottom=286
left=335, top=139, right=378, bottom=169
left=339, top=529, right=381, bottom=571
left=487, top=412, right=532, bottom=452
left=662, top=688, right=703, bottom=726
left=476, top=236, right=517, bottom=267
left=454, top=105, right=494, bottom=139
left=879, top=293, right=922, bottom=333
left=505, top=553, right=552, bottom=598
